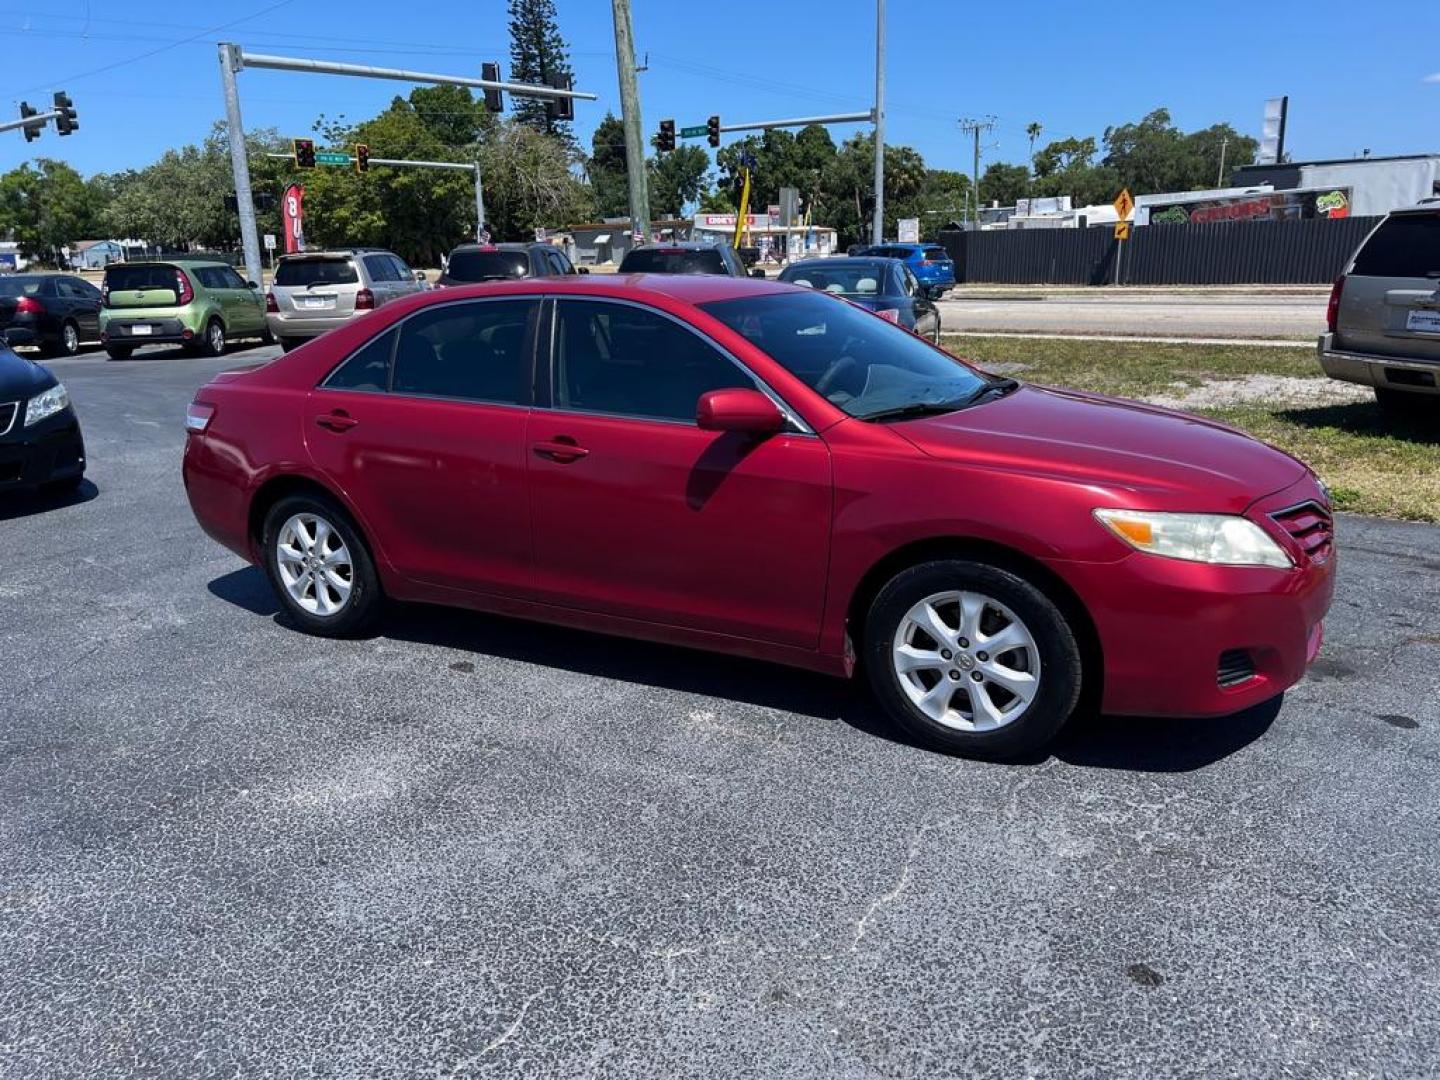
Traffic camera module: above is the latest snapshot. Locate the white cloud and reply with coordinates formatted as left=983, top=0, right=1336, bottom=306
left=1424, top=72, right=1440, bottom=83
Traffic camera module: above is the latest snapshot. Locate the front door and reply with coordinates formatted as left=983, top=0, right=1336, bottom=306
left=214, top=266, right=264, bottom=333
left=526, top=298, right=832, bottom=649
left=305, top=297, right=540, bottom=595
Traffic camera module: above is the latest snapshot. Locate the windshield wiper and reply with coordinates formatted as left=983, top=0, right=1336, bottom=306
left=958, top=377, right=1020, bottom=406
left=860, top=401, right=966, bottom=423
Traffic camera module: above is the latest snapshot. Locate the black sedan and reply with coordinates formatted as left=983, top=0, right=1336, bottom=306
left=0, top=337, right=86, bottom=495
left=0, top=274, right=103, bottom=357
left=778, top=257, right=942, bottom=341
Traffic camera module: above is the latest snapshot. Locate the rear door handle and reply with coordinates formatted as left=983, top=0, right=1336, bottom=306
left=316, top=411, right=359, bottom=432
left=532, top=438, right=588, bottom=463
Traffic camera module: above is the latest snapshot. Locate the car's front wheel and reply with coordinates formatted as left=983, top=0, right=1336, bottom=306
left=864, top=559, right=1083, bottom=760
left=261, top=494, right=381, bottom=637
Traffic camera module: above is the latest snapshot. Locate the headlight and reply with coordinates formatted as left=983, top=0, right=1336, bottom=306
left=1094, top=509, right=1292, bottom=569
left=24, top=383, right=69, bottom=427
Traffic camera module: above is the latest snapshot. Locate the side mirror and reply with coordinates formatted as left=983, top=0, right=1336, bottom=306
left=696, top=388, right=785, bottom=435
left=246, top=280, right=260, bottom=290
left=577, top=266, right=590, bottom=275
left=749, top=268, right=767, bottom=279
left=925, top=285, right=946, bottom=300
left=414, top=270, right=428, bottom=282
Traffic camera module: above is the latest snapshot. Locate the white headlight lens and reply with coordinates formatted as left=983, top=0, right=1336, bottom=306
left=24, top=383, right=69, bottom=427
left=1094, top=509, right=1292, bottom=569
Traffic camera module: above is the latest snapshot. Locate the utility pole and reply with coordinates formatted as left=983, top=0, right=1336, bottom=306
left=219, top=44, right=264, bottom=288
left=959, top=117, right=995, bottom=227
left=871, top=0, right=886, bottom=244
left=611, top=0, right=650, bottom=246
left=1216, top=136, right=1229, bottom=188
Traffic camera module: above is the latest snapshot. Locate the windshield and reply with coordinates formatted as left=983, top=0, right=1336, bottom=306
left=620, top=248, right=727, bottom=275
left=447, top=249, right=529, bottom=281
left=275, top=257, right=358, bottom=287
left=701, top=291, right=991, bottom=419
left=0, top=278, right=43, bottom=297
left=780, top=262, right=888, bottom=297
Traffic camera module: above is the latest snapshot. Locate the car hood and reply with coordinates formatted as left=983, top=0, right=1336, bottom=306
left=892, top=384, right=1307, bottom=512
left=0, top=346, right=56, bottom=399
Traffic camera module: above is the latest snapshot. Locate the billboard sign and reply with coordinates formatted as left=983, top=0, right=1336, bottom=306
left=1147, top=187, right=1351, bottom=226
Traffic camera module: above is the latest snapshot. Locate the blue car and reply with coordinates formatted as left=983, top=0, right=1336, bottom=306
left=852, top=242, right=956, bottom=294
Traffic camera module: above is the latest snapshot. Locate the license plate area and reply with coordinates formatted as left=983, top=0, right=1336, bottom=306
left=1405, top=308, right=1440, bottom=334
left=130, top=324, right=153, bottom=336
left=297, top=295, right=336, bottom=311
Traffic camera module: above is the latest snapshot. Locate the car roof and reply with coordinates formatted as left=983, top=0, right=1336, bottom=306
left=450, top=242, right=545, bottom=252
left=786, top=257, right=896, bottom=269
left=393, top=272, right=801, bottom=310
left=278, top=250, right=384, bottom=259
left=626, top=242, right=727, bottom=252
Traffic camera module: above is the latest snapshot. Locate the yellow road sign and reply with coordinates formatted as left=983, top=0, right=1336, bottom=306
left=1114, top=221, right=1132, bottom=241
left=1113, top=188, right=1134, bottom=220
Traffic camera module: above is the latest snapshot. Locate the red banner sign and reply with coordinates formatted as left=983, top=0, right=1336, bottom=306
left=282, top=184, right=306, bottom=253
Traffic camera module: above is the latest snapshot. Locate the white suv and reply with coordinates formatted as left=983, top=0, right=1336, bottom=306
left=266, top=249, right=426, bottom=352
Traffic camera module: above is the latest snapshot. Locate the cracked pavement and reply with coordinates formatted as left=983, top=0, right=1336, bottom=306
left=2, top=346, right=1438, bottom=1078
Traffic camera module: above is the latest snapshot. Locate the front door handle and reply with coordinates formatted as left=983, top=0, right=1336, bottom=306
left=316, top=410, right=358, bottom=432
left=532, top=438, right=588, bottom=463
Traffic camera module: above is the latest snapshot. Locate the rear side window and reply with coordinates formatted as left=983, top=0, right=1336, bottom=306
left=922, top=247, right=949, bottom=261
left=392, top=300, right=535, bottom=404
left=275, top=258, right=358, bottom=287
left=105, top=264, right=179, bottom=292
left=363, top=255, right=397, bottom=282
left=447, top=250, right=529, bottom=281
left=1351, top=214, right=1440, bottom=278
left=618, top=248, right=727, bottom=275
left=324, top=328, right=397, bottom=391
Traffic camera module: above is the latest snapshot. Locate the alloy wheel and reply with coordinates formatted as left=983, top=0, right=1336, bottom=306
left=208, top=323, right=225, bottom=354
left=891, top=590, right=1041, bottom=732
left=275, top=512, right=354, bottom=617
left=63, top=323, right=80, bottom=355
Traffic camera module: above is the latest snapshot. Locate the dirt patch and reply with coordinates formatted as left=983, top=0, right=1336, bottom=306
left=1144, top=374, right=1372, bottom=411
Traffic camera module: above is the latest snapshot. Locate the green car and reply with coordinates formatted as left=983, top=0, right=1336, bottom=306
left=99, top=260, right=270, bottom=360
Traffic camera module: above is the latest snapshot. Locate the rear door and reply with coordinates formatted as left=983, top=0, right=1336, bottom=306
left=362, top=254, right=401, bottom=306
left=1338, top=211, right=1440, bottom=363
left=305, top=297, right=540, bottom=595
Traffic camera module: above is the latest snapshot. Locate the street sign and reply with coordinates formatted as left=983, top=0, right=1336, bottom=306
left=263, top=233, right=276, bottom=250
left=1113, top=221, right=1131, bottom=241
left=315, top=151, right=352, bottom=166
left=680, top=125, right=708, bottom=139
left=897, top=217, right=920, bottom=243
left=1113, top=188, right=1134, bottom=220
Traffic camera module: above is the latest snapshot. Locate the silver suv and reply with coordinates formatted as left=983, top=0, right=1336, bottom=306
left=267, top=249, right=426, bottom=352
left=1319, top=203, right=1440, bottom=414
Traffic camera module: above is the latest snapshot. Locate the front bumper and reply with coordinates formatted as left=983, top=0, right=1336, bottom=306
left=0, top=408, right=86, bottom=491
left=1057, top=477, right=1335, bottom=718
left=1318, top=333, right=1440, bottom=396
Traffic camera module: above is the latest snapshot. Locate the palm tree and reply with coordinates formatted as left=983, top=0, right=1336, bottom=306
left=1025, top=122, right=1043, bottom=180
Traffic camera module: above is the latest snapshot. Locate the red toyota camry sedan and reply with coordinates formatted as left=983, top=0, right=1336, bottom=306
left=183, top=274, right=1334, bottom=759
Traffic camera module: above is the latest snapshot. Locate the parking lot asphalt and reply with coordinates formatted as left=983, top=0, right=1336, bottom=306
left=3, top=344, right=1438, bottom=1078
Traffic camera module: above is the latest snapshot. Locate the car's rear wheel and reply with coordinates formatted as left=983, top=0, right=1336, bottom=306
left=1375, top=387, right=1434, bottom=419
left=261, top=493, right=381, bottom=637
left=105, top=344, right=133, bottom=361
left=196, top=318, right=226, bottom=358
left=864, top=559, right=1083, bottom=760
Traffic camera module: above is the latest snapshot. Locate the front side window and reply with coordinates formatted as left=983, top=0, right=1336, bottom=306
left=221, top=267, right=250, bottom=290
left=554, top=300, right=755, bottom=422
left=391, top=300, right=535, bottom=404
left=701, top=291, right=989, bottom=420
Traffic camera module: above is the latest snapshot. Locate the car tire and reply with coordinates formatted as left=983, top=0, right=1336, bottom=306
left=261, top=324, right=277, bottom=346
left=105, top=344, right=133, bottom=361
left=863, top=559, right=1083, bottom=760
left=261, top=493, right=382, bottom=638
left=280, top=338, right=302, bottom=354
left=197, top=318, right=227, bottom=358
left=42, top=320, right=81, bottom=358
left=1375, top=387, right=1432, bottom=419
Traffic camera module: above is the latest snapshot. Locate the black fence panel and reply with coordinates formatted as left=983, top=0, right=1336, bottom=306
left=939, top=215, right=1380, bottom=286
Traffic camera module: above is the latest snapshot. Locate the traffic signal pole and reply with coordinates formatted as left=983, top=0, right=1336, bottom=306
left=872, top=0, right=886, bottom=245
left=219, top=44, right=264, bottom=289
left=0, top=109, right=61, bottom=136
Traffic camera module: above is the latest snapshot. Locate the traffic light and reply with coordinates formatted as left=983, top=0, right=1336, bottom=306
left=544, top=72, right=574, bottom=123
left=707, top=115, right=721, bottom=148
left=480, top=61, right=504, bottom=114
left=18, top=102, right=42, bottom=143
left=293, top=138, right=316, bottom=169
left=53, top=91, right=77, bottom=136
left=658, top=119, right=675, bottom=153
left=355, top=143, right=370, bottom=173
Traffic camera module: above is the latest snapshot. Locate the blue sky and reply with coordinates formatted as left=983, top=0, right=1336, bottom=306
left=1, top=0, right=1436, bottom=179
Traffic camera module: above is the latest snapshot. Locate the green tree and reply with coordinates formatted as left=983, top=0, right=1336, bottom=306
left=649, top=145, right=710, bottom=219
left=507, top=0, right=573, bottom=141
left=978, top=163, right=1029, bottom=208
left=409, top=84, right=496, bottom=148
left=0, top=159, right=105, bottom=265
left=481, top=122, right=594, bottom=239
left=588, top=112, right=629, bottom=218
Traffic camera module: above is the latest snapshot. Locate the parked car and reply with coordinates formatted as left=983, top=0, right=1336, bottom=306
left=0, top=334, right=85, bottom=494
left=851, top=242, right=956, bottom=295
left=619, top=241, right=765, bottom=278
left=100, top=260, right=268, bottom=360
left=183, top=276, right=1334, bottom=761
left=268, top=250, right=425, bottom=352
left=437, top=242, right=583, bottom=288
left=0, top=273, right=102, bottom=358
left=1319, top=202, right=1440, bottom=415
left=779, top=257, right=941, bottom=341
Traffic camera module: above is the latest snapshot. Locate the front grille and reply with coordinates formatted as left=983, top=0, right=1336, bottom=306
left=0, top=401, right=16, bottom=436
left=1270, top=500, right=1334, bottom=564
left=1217, top=649, right=1256, bottom=688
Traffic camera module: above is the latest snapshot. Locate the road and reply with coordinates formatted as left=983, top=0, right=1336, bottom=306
left=936, top=291, right=1328, bottom=341
left=2, top=344, right=1438, bottom=1078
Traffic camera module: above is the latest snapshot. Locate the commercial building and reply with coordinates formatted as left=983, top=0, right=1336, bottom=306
left=565, top=218, right=694, bottom=266
left=690, top=213, right=838, bottom=262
